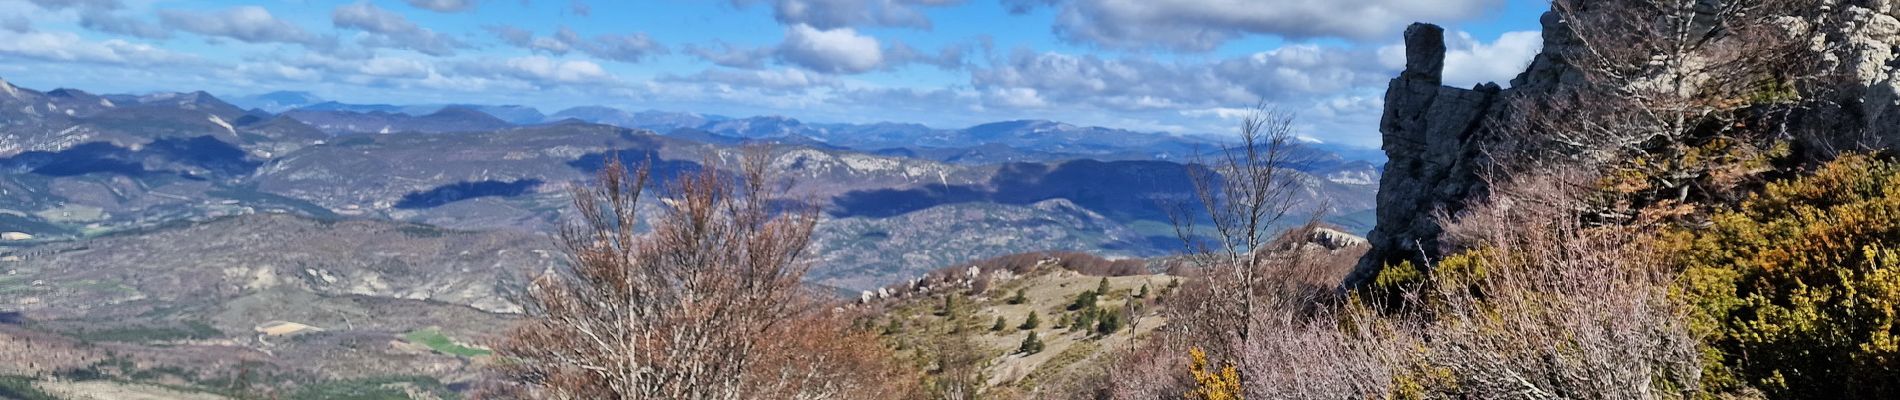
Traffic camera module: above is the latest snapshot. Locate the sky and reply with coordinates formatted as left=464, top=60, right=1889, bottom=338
left=0, top=0, right=1549, bottom=148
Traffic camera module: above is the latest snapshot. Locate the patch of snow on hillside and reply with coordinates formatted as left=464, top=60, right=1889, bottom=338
left=208, top=115, right=236, bottom=135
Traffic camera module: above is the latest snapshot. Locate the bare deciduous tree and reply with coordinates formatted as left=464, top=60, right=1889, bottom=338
left=1165, top=105, right=1325, bottom=352
left=1498, top=0, right=1824, bottom=218
left=483, top=148, right=914, bottom=400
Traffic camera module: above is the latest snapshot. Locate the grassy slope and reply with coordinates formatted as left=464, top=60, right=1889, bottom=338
left=873, top=267, right=1181, bottom=393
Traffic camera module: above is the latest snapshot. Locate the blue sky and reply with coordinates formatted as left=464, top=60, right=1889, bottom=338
left=0, top=0, right=1548, bottom=147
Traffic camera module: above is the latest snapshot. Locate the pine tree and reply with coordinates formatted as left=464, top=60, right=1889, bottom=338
left=990, top=316, right=1007, bottom=332
left=1096, top=277, right=1111, bottom=297
left=1072, top=309, right=1096, bottom=333
left=1006, top=288, right=1028, bottom=305
left=1136, top=283, right=1150, bottom=299
left=1067, top=290, right=1098, bottom=311
left=1020, top=311, right=1040, bottom=330
left=1095, top=310, right=1122, bottom=336
left=1017, top=332, right=1045, bottom=355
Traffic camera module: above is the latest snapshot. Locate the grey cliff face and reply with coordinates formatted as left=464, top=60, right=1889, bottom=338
left=1345, top=23, right=1504, bottom=286
left=1347, top=4, right=1900, bottom=287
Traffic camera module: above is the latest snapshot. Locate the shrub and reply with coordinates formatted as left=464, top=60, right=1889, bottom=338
left=0, top=375, right=58, bottom=400
left=1020, top=311, right=1040, bottom=330
left=1067, top=290, right=1098, bottom=311
left=1007, top=288, right=1028, bottom=305
left=1095, top=310, right=1121, bottom=336
left=1674, top=153, right=1900, bottom=397
left=1018, top=332, right=1045, bottom=355
left=1184, top=347, right=1240, bottom=400
left=991, top=317, right=1007, bottom=332
left=1071, top=310, right=1096, bottom=333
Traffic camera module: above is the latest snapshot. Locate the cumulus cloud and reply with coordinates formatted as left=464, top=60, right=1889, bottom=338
left=886, top=42, right=966, bottom=70
left=405, top=0, right=478, bottom=13
left=685, top=41, right=774, bottom=69
left=487, top=25, right=669, bottom=63
left=663, top=68, right=838, bottom=92
left=160, top=6, right=330, bottom=47
left=585, top=33, right=668, bottom=63
left=459, top=56, right=616, bottom=85
left=1048, top=0, right=1503, bottom=51
left=78, top=11, right=169, bottom=39
left=0, top=29, right=197, bottom=66
left=2, top=16, right=30, bottom=33
left=25, top=0, right=121, bottom=10
left=333, top=2, right=467, bottom=56
left=1440, top=30, right=1542, bottom=88
left=28, top=0, right=169, bottom=39
left=776, top=24, right=882, bottom=73
left=736, top=0, right=962, bottom=30
left=486, top=25, right=574, bottom=54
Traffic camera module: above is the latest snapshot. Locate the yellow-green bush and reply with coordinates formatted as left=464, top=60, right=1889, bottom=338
left=1675, top=153, right=1900, bottom=397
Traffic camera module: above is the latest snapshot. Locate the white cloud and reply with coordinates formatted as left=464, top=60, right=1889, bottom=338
left=26, top=0, right=122, bottom=11
left=2, top=16, right=29, bottom=33
left=486, top=25, right=668, bottom=63
left=159, top=6, right=329, bottom=47
left=886, top=41, right=967, bottom=70
left=985, top=87, right=1046, bottom=108
left=685, top=41, right=775, bottom=69
left=405, top=0, right=478, bottom=13
left=665, top=68, right=838, bottom=92
left=0, top=29, right=197, bottom=65
left=1374, top=29, right=1541, bottom=88
left=1049, top=0, right=1504, bottom=51
left=235, top=62, right=322, bottom=82
left=776, top=24, right=883, bottom=73
left=78, top=10, right=169, bottom=39
left=333, top=2, right=466, bottom=56
left=358, top=57, right=433, bottom=78
left=585, top=33, right=668, bottom=63
left=749, top=0, right=962, bottom=30
left=1442, top=30, right=1542, bottom=88
left=484, top=56, right=615, bottom=84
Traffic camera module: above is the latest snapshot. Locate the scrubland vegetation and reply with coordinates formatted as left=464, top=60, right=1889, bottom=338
left=477, top=0, right=1899, bottom=398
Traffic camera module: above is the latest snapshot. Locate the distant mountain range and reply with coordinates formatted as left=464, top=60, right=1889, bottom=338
left=223, top=89, right=1387, bottom=165
left=1, top=78, right=1380, bottom=291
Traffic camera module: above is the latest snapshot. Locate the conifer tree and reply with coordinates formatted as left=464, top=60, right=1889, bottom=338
left=1017, top=332, right=1044, bottom=355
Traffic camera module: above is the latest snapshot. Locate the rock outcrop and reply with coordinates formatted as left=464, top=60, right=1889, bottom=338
left=1347, top=3, right=1900, bottom=287
left=1344, top=24, right=1505, bottom=286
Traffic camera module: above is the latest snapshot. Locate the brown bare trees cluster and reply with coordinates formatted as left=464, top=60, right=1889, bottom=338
left=1502, top=0, right=1826, bottom=219
left=482, top=150, right=914, bottom=400
left=1102, top=106, right=1407, bottom=399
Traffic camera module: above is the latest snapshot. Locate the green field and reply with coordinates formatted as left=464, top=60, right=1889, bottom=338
left=403, top=328, right=491, bottom=357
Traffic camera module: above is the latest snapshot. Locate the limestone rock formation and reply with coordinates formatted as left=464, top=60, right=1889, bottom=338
left=1344, top=23, right=1504, bottom=286
left=1347, top=3, right=1900, bottom=287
